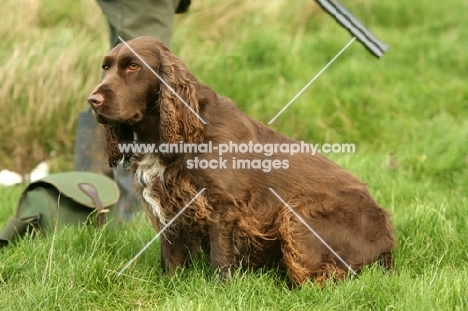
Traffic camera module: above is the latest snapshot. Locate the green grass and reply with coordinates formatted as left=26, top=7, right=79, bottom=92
left=1, top=0, right=467, bottom=309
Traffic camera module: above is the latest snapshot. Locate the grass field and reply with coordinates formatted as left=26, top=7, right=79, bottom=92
left=1, top=0, right=467, bottom=309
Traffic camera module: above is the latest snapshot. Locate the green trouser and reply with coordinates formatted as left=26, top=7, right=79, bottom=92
left=74, top=0, right=185, bottom=220
left=97, top=0, right=183, bottom=48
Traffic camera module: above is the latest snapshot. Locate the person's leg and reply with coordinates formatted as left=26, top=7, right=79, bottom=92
left=75, top=0, right=181, bottom=220
left=74, top=110, right=111, bottom=175
left=97, top=0, right=180, bottom=47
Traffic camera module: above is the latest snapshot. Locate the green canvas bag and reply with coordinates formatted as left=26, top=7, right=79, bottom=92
left=0, top=172, right=120, bottom=246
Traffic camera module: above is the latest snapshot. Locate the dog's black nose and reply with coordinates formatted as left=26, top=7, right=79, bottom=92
left=87, top=93, right=104, bottom=109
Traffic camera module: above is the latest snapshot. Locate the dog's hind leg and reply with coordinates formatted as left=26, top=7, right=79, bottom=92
left=277, top=206, right=350, bottom=286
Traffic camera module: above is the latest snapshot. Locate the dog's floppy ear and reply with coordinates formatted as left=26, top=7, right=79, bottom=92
left=156, top=47, right=204, bottom=145
left=102, top=124, right=134, bottom=167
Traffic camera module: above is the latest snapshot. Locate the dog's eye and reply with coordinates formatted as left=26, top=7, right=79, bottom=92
left=128, top=63, right=140, bottom=70
left=102, top=64, right=109, bottom=71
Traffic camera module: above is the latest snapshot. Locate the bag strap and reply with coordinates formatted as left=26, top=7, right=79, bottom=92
left=0, top=213, right=42, bottom=247
left=78, top=183, right=108, bottom=227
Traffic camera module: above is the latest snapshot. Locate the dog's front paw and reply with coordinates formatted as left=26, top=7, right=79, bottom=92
left=216, top=264, right=238, bottom=283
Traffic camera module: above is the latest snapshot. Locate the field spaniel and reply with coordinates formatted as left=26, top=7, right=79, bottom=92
left=88, top=36, right=395, bottom=285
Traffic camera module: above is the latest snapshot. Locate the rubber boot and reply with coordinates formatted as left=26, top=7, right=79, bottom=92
left=74, top=109, right=139, bottom=222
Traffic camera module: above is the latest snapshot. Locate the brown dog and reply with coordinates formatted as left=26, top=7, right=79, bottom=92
left=88, top=36, right=395, bottom=284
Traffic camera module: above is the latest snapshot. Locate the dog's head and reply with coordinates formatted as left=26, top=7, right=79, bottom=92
left=88, top=36, right=205, bottom=167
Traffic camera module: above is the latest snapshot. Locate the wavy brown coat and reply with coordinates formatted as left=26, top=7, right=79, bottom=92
left=88, top=36, right=395, bottom=285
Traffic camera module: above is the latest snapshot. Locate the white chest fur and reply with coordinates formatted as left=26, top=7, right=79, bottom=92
left=134, top=154, right=167, bottom=225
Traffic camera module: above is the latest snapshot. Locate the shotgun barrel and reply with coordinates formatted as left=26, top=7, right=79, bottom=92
left=314, top=0, right=388, bottom=57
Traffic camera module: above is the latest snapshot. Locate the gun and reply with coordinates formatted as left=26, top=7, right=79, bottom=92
left=314, top=0, right=388, bottom=58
